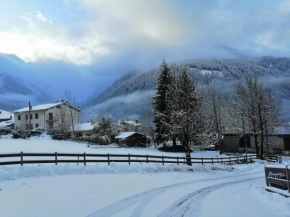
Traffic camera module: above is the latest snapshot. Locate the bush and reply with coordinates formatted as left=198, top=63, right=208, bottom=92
left=12, top=131, right=31, bottom=139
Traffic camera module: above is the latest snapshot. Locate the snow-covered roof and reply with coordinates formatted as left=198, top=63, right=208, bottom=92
left=0, top=120, right=14, bottom=129
left=0, top=110, right=12, bottom=120
left=14, top=102, right=81, bottom=113
left=69, top=122, right=95, bottom=132
left=120, top=121, right=142, bottom=126
left=115, top=132, right=137, bottom=139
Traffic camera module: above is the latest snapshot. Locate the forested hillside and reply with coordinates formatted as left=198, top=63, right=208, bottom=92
left=82, top=57, right=290, bottom=122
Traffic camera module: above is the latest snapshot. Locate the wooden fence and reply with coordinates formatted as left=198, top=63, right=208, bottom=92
left=0, top=152, right=260, bottom=166
left=265, top=165, right=290, bottom=194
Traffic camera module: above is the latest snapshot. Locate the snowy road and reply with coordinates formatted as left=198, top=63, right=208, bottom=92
left=0, top=165, right=289, bottom=217
left=86, top=172, right=266, bottom=217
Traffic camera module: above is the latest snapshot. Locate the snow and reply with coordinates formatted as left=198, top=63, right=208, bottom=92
left=121, top=120, right=142, bottom=126
left=70, top=122, right=95, bottom=132
left=115, top=132, right=137, bottom=139
left=0, top=136, right=289, bottom=217
left=14, top=102, right=63, bottom=112
left=0, top=120, right=14, bottom=129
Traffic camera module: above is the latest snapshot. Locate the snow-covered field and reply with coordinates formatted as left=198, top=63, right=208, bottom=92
left=0, top=135, right=289, bottom=217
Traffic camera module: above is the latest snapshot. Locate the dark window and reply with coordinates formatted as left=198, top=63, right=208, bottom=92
left=10, top=116, right=12, bottom=120
left=18, top=115, right=21, bottom=120
left=35, top=113, right=38, bottom=119
left=26, top=124, right=29, bottom=129
left=30, top=114, right=33, bottom=119
left=36, top=123, right=39, bottom=128
left=25, top=114, right=28, bottom=120
left=284, top=137, right=290, bottom=151
left=49, top=113, right=53, bottom=120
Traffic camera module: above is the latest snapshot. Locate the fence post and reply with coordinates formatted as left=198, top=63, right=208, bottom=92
left=162, top=155, right=164, bottom=165
left=202, top=157, right=203, bottom=165
left=221, top=157, right=223, bottom=165
left=177, top=156, right=179, bottom=165
left=236, top=156, right=238, bottom=163
left=55, top=152, right=57, bottom=165
left=108, top=153, right=110, bottom=165
left=84, top=153, right=86, bottom=166
left=264, top=165, right=269, bottom=186
left=21, top=152, right=23, bottom=166
left=146, top=154, right=148, bottom=163
left=286, top=166, right=290, bottom=193
left=128, top=154, right=131, bottom=165
left=212, top=157, right=213, bottom=165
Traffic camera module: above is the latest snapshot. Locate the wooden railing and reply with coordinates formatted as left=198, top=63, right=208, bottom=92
left=265, top=165, right=290, bottom=194
left=0, top=152, right=260, bottom=166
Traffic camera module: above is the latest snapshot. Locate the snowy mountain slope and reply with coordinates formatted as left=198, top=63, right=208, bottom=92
left=82, top=57, right=290, bottom=121
left=0, top=70, right=54, bottom=111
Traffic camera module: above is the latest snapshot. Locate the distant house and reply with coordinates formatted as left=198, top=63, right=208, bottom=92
left=112, top=120, right=142, bottom=134
left=0, top=110, right=13, bottom=122
left=115, top=132, right=146, bottom=147
left=222, top=134, right=290, bottom=155
left=14, top=102, right=80, bottom=131
left=69, top=122, right=95, bottom=138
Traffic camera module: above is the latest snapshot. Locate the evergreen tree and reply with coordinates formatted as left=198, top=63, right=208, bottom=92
left=166, top=67, right=203, bottom=165
left=152, top=60, right=172, bottom=145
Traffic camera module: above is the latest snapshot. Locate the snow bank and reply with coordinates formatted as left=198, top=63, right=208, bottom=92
left=0, top=162, right=264, bottom=182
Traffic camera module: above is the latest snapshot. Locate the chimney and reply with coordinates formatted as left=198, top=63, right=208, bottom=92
left=135, top=120, right=139, bottom=123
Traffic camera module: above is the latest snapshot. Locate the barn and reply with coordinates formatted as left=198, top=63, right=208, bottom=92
left=115, top=132, right=146, bottom=147
left=222, top=134, right=290, bottom=155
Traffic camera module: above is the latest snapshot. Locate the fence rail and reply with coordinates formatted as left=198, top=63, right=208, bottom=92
left=0, top=152, right=262, bottom=167
left=265, top=165, right=290, bottom=194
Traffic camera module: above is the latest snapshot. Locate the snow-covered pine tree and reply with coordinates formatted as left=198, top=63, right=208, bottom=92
left=152, top=60, right=172, bottom=145
left=166, top=67, right=203, bottom=165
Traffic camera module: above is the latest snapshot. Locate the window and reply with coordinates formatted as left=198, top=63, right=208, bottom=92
left=10, top=116, right=12, bottom=120
left=35, top=113, right=38, bottom=119
left=18, top=115, right=21, bottom=120
left=35, top=123, right=39, bottom=128
left=30, top=114, right=33, bottom=120
left=25, top=114, right=28, bottom=120
left=49, top=113, right=53, bottom=120
left=284, top=137, right=290, bottom=151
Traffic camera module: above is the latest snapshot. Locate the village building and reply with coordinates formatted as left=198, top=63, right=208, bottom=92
left=115, top=132, right=146, bottom=147
left=14, top=102, right=80, bottom=131
left=112, top=120, right=142, bottom=134
left=0, top=110, right=13, bottom=122
left=222, top=134, right=290, bottom=155
left=69, top=122, right=95, bottom=138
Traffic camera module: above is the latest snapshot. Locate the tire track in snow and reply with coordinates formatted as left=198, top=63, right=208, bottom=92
left=86, top=171, right=263, bottom=217
left=157, top=176, right=263, bottom=217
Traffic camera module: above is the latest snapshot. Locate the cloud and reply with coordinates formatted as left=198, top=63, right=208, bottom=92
left=35, top=11, right=52, bottom=24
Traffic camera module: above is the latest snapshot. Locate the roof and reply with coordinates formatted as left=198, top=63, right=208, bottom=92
left=0, top=120, right=14, bottom=129
left=0, top=110, right=12, bottom=120
left=69, top=122, right=95, bottom=132
left=14, top=102, right=81, bottom=113
left=115, top=132, right=142, bottom=139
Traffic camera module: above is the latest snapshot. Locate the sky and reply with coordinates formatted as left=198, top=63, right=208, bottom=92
left=1, top=0, right=290, bottom=102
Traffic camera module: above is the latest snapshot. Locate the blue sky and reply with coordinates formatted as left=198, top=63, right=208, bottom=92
left=0, top=0, right=290, bottom=101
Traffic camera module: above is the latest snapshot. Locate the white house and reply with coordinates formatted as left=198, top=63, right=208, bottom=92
left=0, top=110, right=13, bottom=122
left=14, top=102, right=80, bottom=131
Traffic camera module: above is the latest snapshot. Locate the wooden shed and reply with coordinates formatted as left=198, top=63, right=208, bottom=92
left=115, top=132, right=146, bottom=147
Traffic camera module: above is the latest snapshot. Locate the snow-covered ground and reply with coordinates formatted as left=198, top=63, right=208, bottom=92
left=0, top=135, right=289, bottom=217
left=0, top=134, right=229, bottom=157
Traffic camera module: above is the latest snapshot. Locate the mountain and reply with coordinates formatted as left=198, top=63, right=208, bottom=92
left=82, top=57, right=290, bottom=121
left=0, top=70, right=54, bottom=111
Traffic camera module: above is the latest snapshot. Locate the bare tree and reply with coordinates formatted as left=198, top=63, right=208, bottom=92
left=63, top=90, right=79, bottom=142
left=140, top=111, right=156, bottom=146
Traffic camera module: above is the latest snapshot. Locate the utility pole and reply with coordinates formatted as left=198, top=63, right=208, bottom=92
left=241, top=111, right=248, bottom=163
left=28, top=101, right=32, bottom=131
